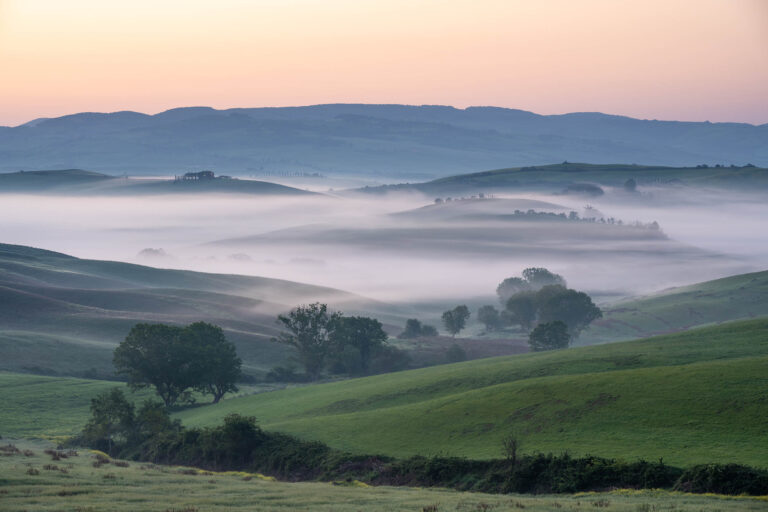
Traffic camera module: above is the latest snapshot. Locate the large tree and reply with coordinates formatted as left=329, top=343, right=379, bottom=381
left=113, top=324, right=196, bottom=407
left=331, top=316, right=387, bottom=374
left=505, top=291, right=538, bottom=331
left=528, top=321, right=571, bottom=351
left=182, top=322, right=242, bottom=404
left=536, top=285, right=602, bottom=338
left=113, top=322, right=242, bottom=407
left=505, top=285, right=601, bottom=337
left=274, top=303, right=341, bottom=380
left=442, top=305, right=470, bottom=337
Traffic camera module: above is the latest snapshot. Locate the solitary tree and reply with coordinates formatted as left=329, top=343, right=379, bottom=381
left=274, top=303, right=341, bottom=381
left=477, top=305, right=501, bottom=332
left=113, top=324, right=196, bottom=407
left=331, top=316, right=388, bottom=374
left=442, top=305, right=470, bottom=337
left=183, top=322, right=242, bottom=404
left=528, top=321, right=571, bottom=351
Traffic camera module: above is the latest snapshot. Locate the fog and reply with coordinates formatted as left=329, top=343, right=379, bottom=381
left=1, top=186, right=765, bottom=306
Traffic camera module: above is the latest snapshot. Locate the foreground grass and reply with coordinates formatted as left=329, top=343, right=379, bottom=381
left=1, top=440, right=765, bottom=512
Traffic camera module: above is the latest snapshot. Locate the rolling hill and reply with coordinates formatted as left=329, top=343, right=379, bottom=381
left=2, top=105, right=766, bottom=179
left=582, top=269, right=768, bottom=343
left=358, top=162, right=768, bottom=196
left=172, top=318, right=768, bottom=467
left=3, top=319, right=767, bottom=468
left=0, top=169, right=313, bottom=195
left=0, top=243, right=405, bottom=379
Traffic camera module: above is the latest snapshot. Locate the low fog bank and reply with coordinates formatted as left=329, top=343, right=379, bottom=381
left=1, top=187, right=764, bottom=305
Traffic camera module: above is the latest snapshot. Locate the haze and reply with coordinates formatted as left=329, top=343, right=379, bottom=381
left=1, top=0, right=767, bottom=126
left=1, top=186, right=764, bottom=303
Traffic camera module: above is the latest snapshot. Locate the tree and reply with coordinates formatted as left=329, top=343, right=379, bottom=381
left=81, top=388, right=135, bottom=455
left=114, top=322, right=242, bottom=407
left=496, top=277, right=531, bottom=305
left=528, top=321, right=571, bottom=351
left=536, top=285, right=602, bottom=338
left=274, top=303, right=341, bottom=381
left=398, top=318, right=424, bottom=339
left=398, top=318, right=437, bottom=339
left=442, top=305, right=470, bottom=337
left=113, top=323, right=197, bottom=407
left=505, top=291, right=538, bottom=331
left=331, top=316, right=387, bottom=374
left=522, top=267, right=567, bottom=289
left=477, top=305, right=501, bottom=332
left=182, top=322, right=242, bottom=404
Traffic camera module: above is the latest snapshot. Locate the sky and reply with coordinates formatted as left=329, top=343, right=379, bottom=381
left=0, top=0, right=766, bottom=126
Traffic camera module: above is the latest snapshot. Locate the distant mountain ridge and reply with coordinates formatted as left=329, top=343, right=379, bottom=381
left=1, top=104, right=766, bottom=179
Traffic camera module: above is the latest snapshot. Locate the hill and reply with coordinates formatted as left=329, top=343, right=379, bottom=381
left=0, top=243, right=404, bottom=379
left=173, top=319, right=768, bottom=467
left=582, top=269, right=768, bottom=343
left=2, top=105, right=766, bottom=179
left=0, top=169, right=312, bottom=195
left=359, top=162, right=768, bottom=195
left=3, top=319, right=767, bottom=467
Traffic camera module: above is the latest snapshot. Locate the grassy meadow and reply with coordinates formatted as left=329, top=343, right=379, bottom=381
left=174, top=318, right=768, bottom=467
left=3, top=319, right=766, bottom=468
left=1, top=440, right=765, bottom=512
left=583, top=270, right=768, bottom=343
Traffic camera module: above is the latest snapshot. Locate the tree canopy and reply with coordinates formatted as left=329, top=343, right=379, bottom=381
left=442, top=305, right=470, bottom=337
left=274, top=302, right=341, bottom=381
left=113, top=322, right=242, bottom=407
left=331, top=315, right=387, bottom=374
left=398, top=318, right=438, bottom=339
left=528, top=320, right=571, bottom=351
left=477, top=305, right=502, bottom=331
left=505, top=284, right=601, bottom=337
left=497, top=267, right=566, bottom=305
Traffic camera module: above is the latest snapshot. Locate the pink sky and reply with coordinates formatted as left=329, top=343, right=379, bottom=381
left=1, top=0, right=766, bottom=126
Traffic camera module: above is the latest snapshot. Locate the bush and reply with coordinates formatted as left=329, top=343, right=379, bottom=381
left=675, top=463, right=768, bottom=495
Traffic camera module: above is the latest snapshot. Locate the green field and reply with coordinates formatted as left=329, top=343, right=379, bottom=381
left=1, top=440, right=765, bottom=512
left=3, top=319, right=767, bottom=466
left=582, top=269, right=768, bottom=343
left=174, top=319, right=768, bottom=467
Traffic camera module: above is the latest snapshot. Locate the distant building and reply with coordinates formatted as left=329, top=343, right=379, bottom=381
left=178, top=170, right=215, bottom=181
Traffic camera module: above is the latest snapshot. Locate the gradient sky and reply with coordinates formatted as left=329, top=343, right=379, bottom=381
left=1, top=0, right=766, bottom=126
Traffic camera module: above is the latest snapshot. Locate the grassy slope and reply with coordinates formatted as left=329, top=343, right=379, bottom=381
left=0, top=169, right=313, bottom=195
left=175, top=319, right=768, bottom=467
left=0, top=243, right=405, bottom=378
left=583, top=269, right=768, bottom=343
left=362, top=162, right=768, bottom=194
left=4, top=441, right=764, bottom=512
left=2, top=319, right=767, bottom=466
